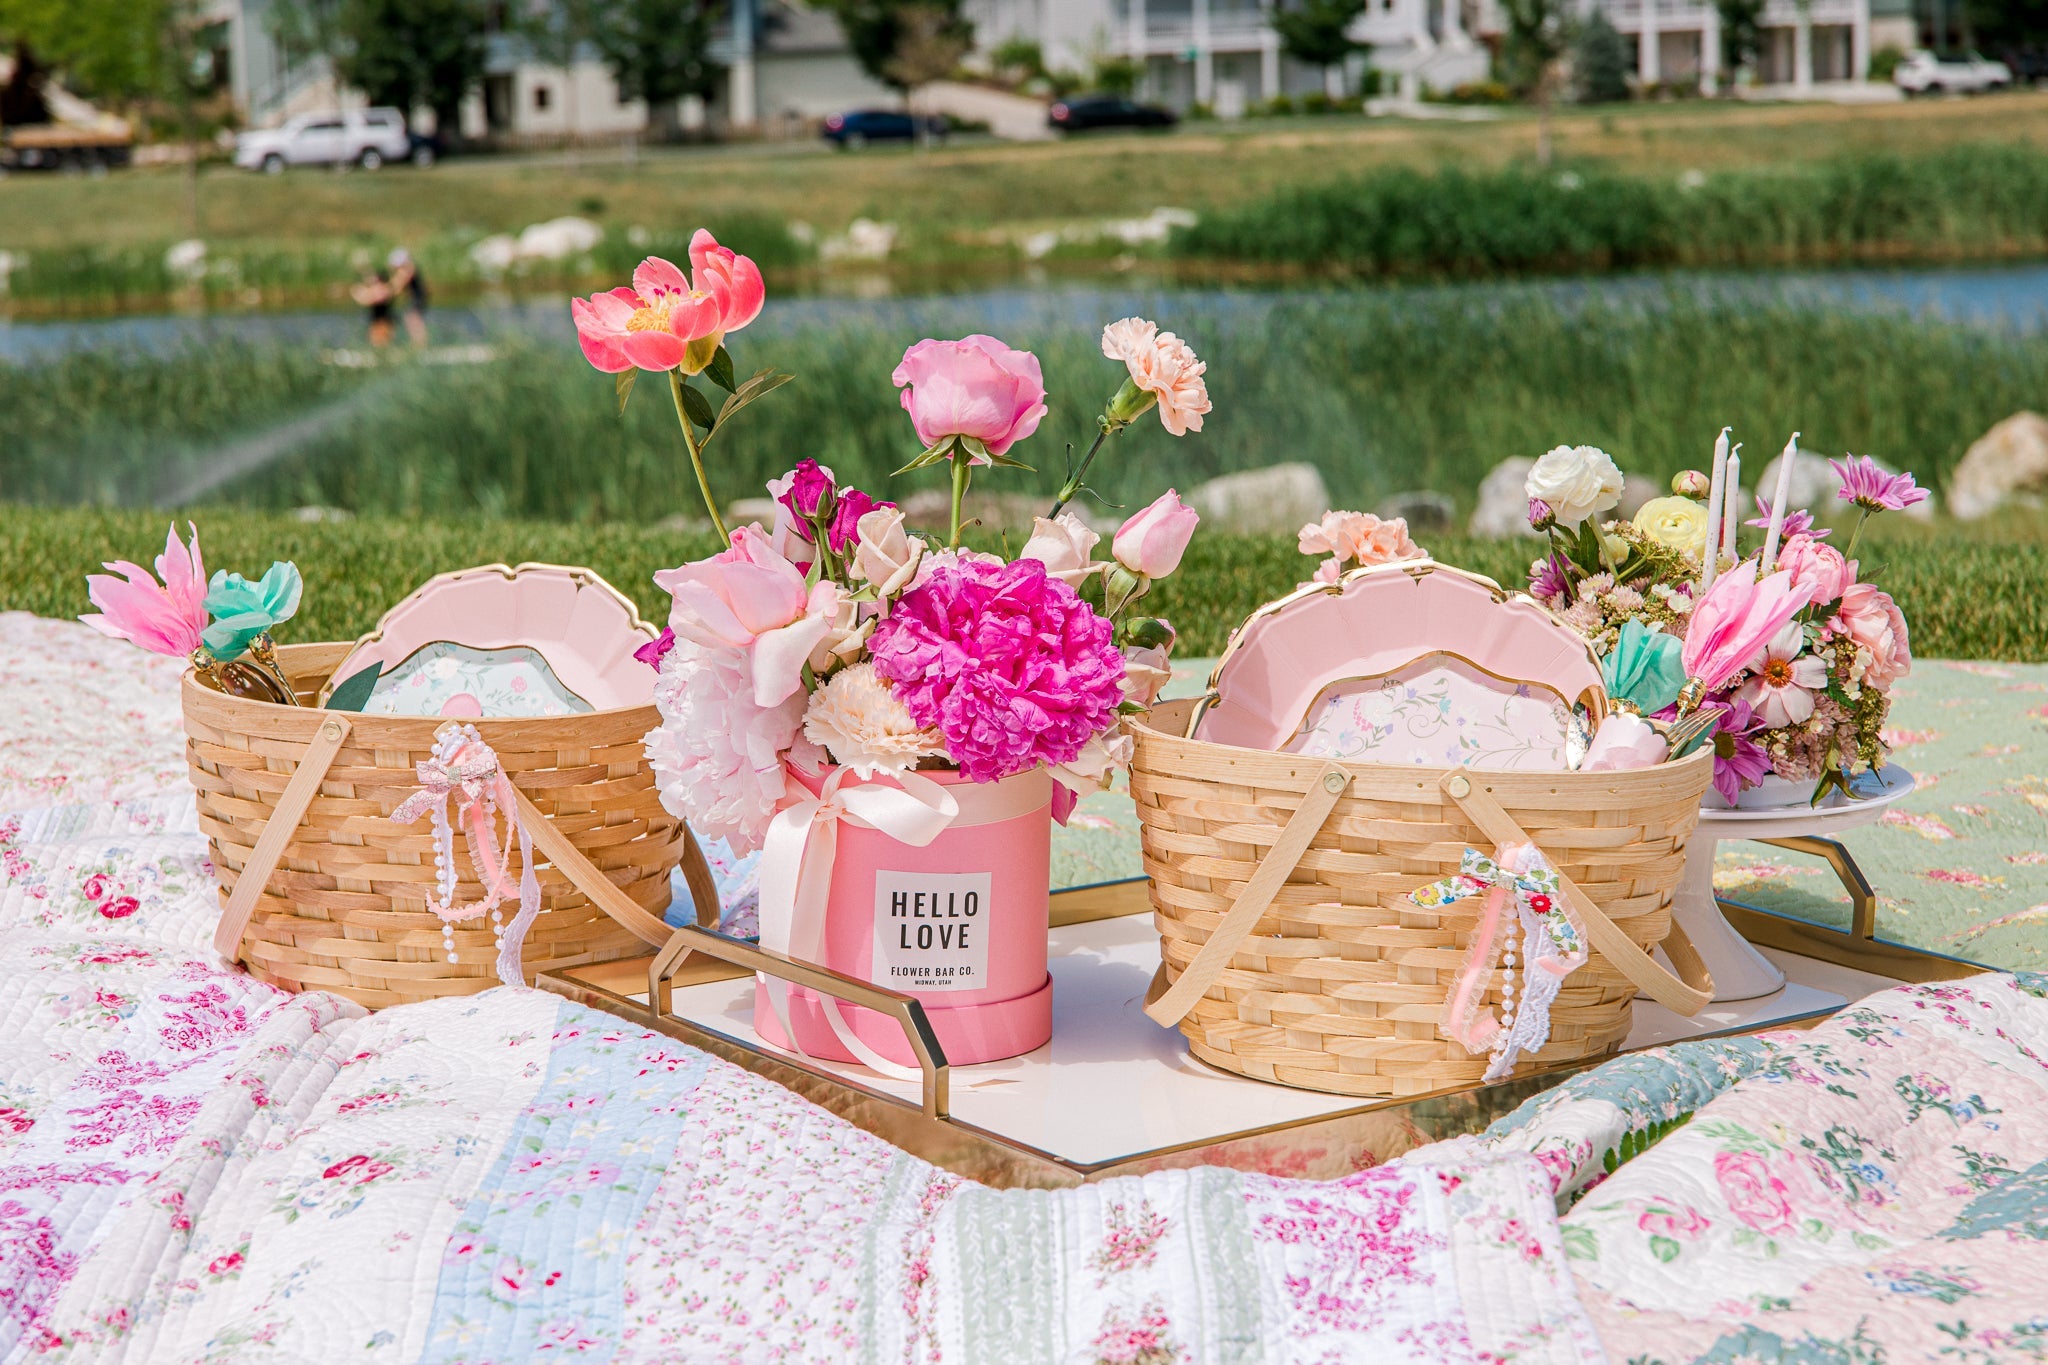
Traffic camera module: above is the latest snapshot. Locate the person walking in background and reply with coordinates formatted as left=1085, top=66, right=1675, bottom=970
left=350, top=268, right=396, bottom=348
left=389, top=248, right=429, bottom=347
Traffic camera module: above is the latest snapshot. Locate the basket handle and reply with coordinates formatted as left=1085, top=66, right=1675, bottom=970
left=508, top=788, right=685, bottom=947
left=1145, top=764, right=1350, bottom=1028
left=214, top=715, right=354, bottom=962
left=1437, top=772, right=1713, bottom=1016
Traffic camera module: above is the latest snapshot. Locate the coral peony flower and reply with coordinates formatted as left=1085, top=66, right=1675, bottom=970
left=571, top=233, right=764, bottom=375
left=1525, top=445, right=1624, bottom=527
left=1831, top=455, right=1930, bottom=514
left=1747, top=494, right=1825, bottom=540
left=1736, top=622, right=1827, bottom=728
left=801, top=662, right=944, bottom=777
left=1633, top=496, right=1712, bottom=557
left=653, top=526, right=838, bottom=706
left=1019, top=511, right=1101, bottom=586
left=1833, top=583, right=1912, bottom=688
left=202, top=561, right=303, bottom=660
left=892, top=335, right=1048, bottom=462
left=82, top=522, right=210, bottom=658
left=869, top=558, right=1126, bottom=783
left=1774, top=532, right=1855, bottom=606
left=645, top=640, right=817, bottom=855
left=848, top=506, right=924, bottom=599
left=1113, top=490, right=1200, bottom=579
left=1100, top=317, right=1211, bottom=436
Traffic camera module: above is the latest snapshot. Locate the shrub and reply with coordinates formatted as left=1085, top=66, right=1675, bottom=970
left=1573, top=13, right=1635, bottom=104
left=1870, top=44, right=1907, bottom=82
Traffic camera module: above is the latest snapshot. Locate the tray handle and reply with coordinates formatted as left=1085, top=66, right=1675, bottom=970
left=648, top=924, right=952, bottom=1120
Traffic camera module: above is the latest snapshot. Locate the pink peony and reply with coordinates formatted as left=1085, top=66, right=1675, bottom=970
left=869, top=558, right=1126, bottom=783
left=1100, top=317, right=1211, bottom=436
left=1113, top=490, right=1200, bottom=578
left=645, top=639, right=818, bottom=855
left=653, top=526, right=840, bottom=707
left=570, top=233, right=765, bottom=375
left=891, top=335, right=1048, bottom=461
left=1713, top=1149, right=1795, bottom=1235
left=1774, top=532, right=1855, bottom=606
left=1833, top=583, right=1912, bottom=688
left=81, top=522, right=209, bottom=658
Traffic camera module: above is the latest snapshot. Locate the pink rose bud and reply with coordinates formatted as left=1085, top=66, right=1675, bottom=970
left=1112, top=490, right=1199, bottom=579
left=1672, top=470, right=1712, bottom=499
left=779, top=458, right=836, bottom=520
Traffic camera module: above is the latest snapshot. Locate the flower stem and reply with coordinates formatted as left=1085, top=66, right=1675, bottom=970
left=669, top=370, right=728, bottom=543
left=1843, top=506, right=1871, bottom=564
left=949, top=456, right=971, bottom=549
left=1048, top=422, right=1115, bottom=520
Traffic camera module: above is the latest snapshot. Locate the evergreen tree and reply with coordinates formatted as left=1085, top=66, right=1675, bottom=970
left=1270, top=0, right=1365, bottom=97
left=1574, top=11, right=1632, bottom=102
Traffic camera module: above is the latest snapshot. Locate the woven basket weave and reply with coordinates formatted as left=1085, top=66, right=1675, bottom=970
left=1131, top=696, right=1716, bottom=1097
left=183, top=641, right=715, bottom=1009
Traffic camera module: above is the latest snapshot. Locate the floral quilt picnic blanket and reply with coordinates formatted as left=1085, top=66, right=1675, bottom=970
left=4, top=610, right=2048, bottom=1363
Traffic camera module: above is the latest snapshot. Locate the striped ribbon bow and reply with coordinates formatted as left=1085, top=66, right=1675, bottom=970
left=1410, top=843, right=1588, bottom=1083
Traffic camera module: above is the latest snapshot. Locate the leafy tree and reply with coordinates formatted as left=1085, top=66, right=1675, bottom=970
left=1969, top=0, right=2048, bottom=58
left=1091, top=54, right=1140, bottom=95
left=1715, top=0, right=1766, bottom=82
left=1573, top=11, right=1632, bottom=102
left=813, top=0, right=971, bottom=94
left=1498, top=0, right=1571, bottom=164
left=271, top=0, right=487, bottom=138
left=588, top=0, right=725, bottom=139
left=1270, top=0, right=1365, bottom=98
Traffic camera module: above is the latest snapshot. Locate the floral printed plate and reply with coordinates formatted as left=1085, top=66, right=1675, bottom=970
left=1290, top=654, right=1586, bottom=771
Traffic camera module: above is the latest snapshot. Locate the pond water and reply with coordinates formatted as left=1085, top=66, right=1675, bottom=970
left=4, top=262, right=2047, bottom=364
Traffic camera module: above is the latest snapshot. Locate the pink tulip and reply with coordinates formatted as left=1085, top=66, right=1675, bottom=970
left=81, top=522, right=209, bottom=657
left=571, top=232, right=765, bottom=375
left=653, top=526, right=837, bottom=706
left=1112, top=490, right=1200, bottom=579
left=891, top=335, right=1048, bottom=462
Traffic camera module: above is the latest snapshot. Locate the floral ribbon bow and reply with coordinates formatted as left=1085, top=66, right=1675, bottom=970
left=1410, top=843, right=1589, bottom=1083
left=390, top=724, right=540, bottom=987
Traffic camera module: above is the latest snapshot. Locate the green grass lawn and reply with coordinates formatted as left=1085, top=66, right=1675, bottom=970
left=6, top=91, right=2048, bottom=311
left=10, top=507, right=2043, bottom=662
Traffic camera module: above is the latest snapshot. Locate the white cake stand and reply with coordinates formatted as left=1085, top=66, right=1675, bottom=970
left=1668, top=765, right=1917, bottom=1002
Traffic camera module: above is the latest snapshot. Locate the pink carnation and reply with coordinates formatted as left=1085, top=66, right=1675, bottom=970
left=869, top=558, right=1126, bottom=783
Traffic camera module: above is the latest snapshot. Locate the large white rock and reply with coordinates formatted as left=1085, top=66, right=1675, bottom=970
left=1949, top=412, right=2048, bottom=520
left=1469, top=457, right=1538, bottom=538
left=515, top=216, right=604, bottom=261
left=1183, top=462, right=1332, bottom=536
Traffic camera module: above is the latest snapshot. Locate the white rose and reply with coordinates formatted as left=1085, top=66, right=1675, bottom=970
left=1525, top=445, right=1624, bottom=527
left=1018, top=511, right=1101, bottom=586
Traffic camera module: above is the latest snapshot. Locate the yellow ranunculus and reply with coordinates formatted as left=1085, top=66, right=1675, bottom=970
left=1633, top=496, right=1712, bottom=556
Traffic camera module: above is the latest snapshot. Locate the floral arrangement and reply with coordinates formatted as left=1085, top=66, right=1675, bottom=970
left=575, top=234, right=1211, bottom=854
left=80, top=523, right=306, bottom=704
left=1523, top=438, right=1923, bottom=803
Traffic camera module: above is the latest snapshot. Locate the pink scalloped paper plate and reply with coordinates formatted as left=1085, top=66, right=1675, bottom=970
left=317, top=563, right=660, bottom=716
left=1190, top=561, right=1607, bottom=764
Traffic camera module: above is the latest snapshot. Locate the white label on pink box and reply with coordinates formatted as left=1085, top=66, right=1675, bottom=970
left=872, top=870, right=991, bottom=993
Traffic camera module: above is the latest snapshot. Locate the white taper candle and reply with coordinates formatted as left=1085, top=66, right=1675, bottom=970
left=1723, top=449, right=1742, bottom=564
left=1761, top=432, right=1799, bottom=570
left=1700, top=426, right=1730, bottom=594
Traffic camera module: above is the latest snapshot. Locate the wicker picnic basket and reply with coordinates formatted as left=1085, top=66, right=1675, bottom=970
left=1131, top=696, right=1718, bottom=1097
left=183, top=641, right=718, bottom=1010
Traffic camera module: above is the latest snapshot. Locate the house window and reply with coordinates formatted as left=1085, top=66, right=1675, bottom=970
left=535, top=85, right=552, bottom=110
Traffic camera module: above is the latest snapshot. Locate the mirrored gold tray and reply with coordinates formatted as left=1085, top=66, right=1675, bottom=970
left=538, top=878, right=1981, bottom=1190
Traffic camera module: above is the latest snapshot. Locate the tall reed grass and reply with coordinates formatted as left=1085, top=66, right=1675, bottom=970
left=6, top=290, right=2037, bottom=523
left=1175, top=143, right=2048, bottom=276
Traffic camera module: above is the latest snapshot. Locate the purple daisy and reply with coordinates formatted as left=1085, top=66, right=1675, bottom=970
left=1706, top=696, right=1772, bottom=804
left=1746, top=494, right=1828, bottom=540
left=1830, top=455, right=1929, bottom=514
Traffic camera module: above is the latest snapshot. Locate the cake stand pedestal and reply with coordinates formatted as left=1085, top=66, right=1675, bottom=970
left=1668, top=765, right=1917, bottom=1002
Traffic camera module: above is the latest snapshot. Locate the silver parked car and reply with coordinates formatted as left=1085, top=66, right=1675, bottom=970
left=234, top=108, right=414, bottom=173
left=1892, top=50, right=2013, bottom=95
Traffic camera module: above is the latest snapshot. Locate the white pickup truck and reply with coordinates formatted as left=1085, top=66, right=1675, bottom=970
left=234, top=108, right=413, bottom=173
left=1892, top=50, right=2013, bottom=95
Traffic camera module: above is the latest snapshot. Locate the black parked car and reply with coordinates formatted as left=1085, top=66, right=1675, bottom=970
left=821, top=109, right=945, bottom=148
left=1047, top=95, right=1177, bottom=133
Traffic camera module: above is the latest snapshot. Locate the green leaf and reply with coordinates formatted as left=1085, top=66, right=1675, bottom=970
left=323, top=664, right=381, bottom=712
left=893, top=437, right=958, bottom=476
left=1560, top=1225, right=1597, bottom=1261
left=678, top=381, right=717, bottom=431
left=1649, top=1235, right=1681, bottom=1264
left=706, top=346, right=737, bottom=393
left=613, top=369, right=637, bottom=416
left=985, top=449, right=1036, bottom=472
left=708, top=368, right=796, bottom=445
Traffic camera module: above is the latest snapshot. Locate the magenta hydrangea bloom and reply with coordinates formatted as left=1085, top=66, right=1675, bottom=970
left=1830, top=455, right=1929, bottom=513
left=870, top=558, right=1126, bottom=783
